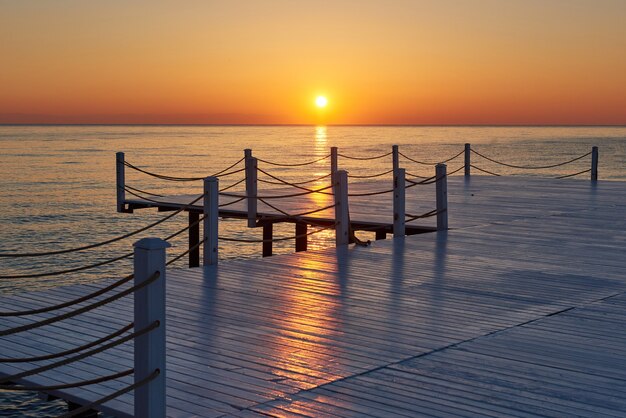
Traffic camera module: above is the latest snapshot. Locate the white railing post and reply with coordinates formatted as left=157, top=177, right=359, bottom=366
left=116, top=152, right=125, bottom=213
left=331, top=146, right=338, bottom=175
left=392, top=145, right=399, bottom=172
left=333, top=170, right=350, bottom=245
left=436, top=164, right=448, bottom=231
left=591, top=146, right=598, bottom=181
left=393, top=167, right=405, bottom=237
left=464, top=143, right=471, bottom=176
left=203, top=177, right=219, bottom=265
left=244, top=149, right=257, bottom=228
left=133, top=237, right=169, bottom=418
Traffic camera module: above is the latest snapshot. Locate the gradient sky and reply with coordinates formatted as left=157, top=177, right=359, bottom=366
left=1, top=0, right=625, bottom=125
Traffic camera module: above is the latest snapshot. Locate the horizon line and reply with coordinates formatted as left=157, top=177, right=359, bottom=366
left=1, top=123, right=625, bottom=128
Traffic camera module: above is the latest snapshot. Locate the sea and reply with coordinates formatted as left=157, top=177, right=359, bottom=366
left=1, top=125, right=625, bottom=416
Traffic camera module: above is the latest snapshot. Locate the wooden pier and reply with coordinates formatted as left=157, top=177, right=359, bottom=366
left=2, top=174, right=626, bottom=417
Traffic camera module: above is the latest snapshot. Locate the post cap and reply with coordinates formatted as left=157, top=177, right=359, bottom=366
left=133, top=237, right=172, bottom=250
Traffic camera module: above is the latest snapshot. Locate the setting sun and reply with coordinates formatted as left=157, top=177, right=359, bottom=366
left=315, top=96, right=328, bottom=108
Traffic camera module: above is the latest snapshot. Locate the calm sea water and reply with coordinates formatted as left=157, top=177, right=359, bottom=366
left=1, top=125, right=625, bottom=416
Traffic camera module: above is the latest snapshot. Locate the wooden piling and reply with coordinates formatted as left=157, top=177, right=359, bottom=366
left=116, top=152, right=125, bottom=213
left=393, top=168, right=406, bottom=237
left=262, top=223, right=273, bottom=257
left=333, top=170, right=350, bottom=245
left=133, top=237, right=169, bottom=418
left=331, top=146, right=338, bottom=175
left=436, top=164, right=448, bottom=231
left=295, top=222, right=308, bottom=252
left=464, top=143, right=471, bottom=176
left=392, top=145, right=399, bottom=172
left=591, top=146, right=598, bottom=181
left=245, top=150, right=258, bottom=228
left=203, top=177, right=219, bottom=265
left=188, top=212, right=200, bottom=268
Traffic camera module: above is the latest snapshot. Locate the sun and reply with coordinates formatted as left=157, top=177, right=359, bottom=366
left=315, top=96, right=328, bottom=108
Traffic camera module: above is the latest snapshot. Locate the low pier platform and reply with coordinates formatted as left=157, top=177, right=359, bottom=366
left=2, top=176, right=626, bottom=417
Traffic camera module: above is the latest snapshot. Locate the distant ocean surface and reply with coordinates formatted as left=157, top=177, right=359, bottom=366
left=1, top=125, right=625, bottom=416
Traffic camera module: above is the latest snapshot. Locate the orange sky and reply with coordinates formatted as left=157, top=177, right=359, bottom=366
left=1, top=0, right=625, bottom=125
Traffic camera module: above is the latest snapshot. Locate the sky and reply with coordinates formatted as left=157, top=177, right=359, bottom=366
left=0, top=0, right=625, bottom=125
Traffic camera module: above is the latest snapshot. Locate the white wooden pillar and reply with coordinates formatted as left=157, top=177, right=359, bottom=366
left=133, top=237, right=169, bottom=418
left=203, top=177, right=219, bottom=265
left=393, top=168, right=405, bottom=237
left=333, top=170, right=350, bottom=245
left=331, top=146, right=338, bottom=175
left=392, top=145, right=399, bottom=172
left=116, top=152, right=126, bottom=213
left=464, top=143, right=471, bottom=176
left=435, top=164, right=448, bottom=231
left=244, top=149, right=257, bottom=228
left=591, top=146, right=598, bottom=181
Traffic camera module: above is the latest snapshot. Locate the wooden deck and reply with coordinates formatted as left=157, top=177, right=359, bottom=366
left=2, top=176, right=626, bottom=417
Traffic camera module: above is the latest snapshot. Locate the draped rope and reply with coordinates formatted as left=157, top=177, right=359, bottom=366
left=338, top=151, right=392, bottom=160
left=123, top=157, right=244, bottom=181
left=0, top=323, right=133, bottom=362
left=0, top=321, right=158, bottom=383
left=0, top=194, right=203, bottom=258
left=399, top=149, right=464, bottom=165
left=256, top=154, right=330, bottom=167
left=470, top=148, right=592, bottom=169
left=57, top=369, right=160, bottom=418
left=0, top=273, right=159, bottom=337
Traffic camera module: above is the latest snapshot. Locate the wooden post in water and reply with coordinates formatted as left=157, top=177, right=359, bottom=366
left=188, top=212, right=200, bottom=268
left=295, top=222, right=308, bottom=252
left=333, top=170, right=350, bottom=245
left=393, top=167, right=406, bottom=237
left=116, top=152, right=126, bottom=213
left=591, top=146, right=598, bottom=181
left=245, top=149, right=258, bottom=228
left=331, top=146, right=338, bottom=175
left=464, top=143, right=471, bottom=176
left=262, top=223, right=273, bottom=257
left=203, top=177, right=219, bottom=265
left=436, top=164, right=448, bottom=231
left=392, top=145, right=399, bottom=172
left=133, top=237, right=169, bottom=418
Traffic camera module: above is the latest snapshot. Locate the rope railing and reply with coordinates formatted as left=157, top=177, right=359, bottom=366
left=555, top=168, right=592, bottom=179
left=0, top=368, right=134, bottom=391
left=220, top=184, right=334, bottom=200
left=470, top=164, right=501, bottom=176
left=256, top=167, right=333, bottom=194
left=0, top=323, right=133, bottom=362
left=166, top=238, right=206, bottom=266
left=0, top=321, right=158, bottom=383
left=405, top=165, right=465, bottom=186
left=347, top=169, right=394, bottom=179
left=58, top=369, right=160, bottom=418
left=399, top=149, right=464, bottom=166
left=0, top=194, right=204, bottom=258
left=123, top=157, right=245, bottom=181
left=0, top=252, right=133, bottom=280
left=338, top=151, right=392, bottom=160
left=0, top=272, right=160, bottom=337
left=257, top=171, right=332, bottom=186
left=405, top=209, right=441, bottom=223
left=470, top=148, right=592, bottom=169
left=256, top=154, right=331, bottom=167
left=258, top=198, right=336, bottom=220
left=124, top=185, right=164, bottom=198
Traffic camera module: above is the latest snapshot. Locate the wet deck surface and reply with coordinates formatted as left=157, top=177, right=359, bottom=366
left=2, top=176, right=626, bottom=417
